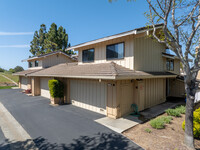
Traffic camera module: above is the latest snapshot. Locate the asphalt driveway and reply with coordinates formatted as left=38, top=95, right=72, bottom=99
left=0, top=89, right=143, bottom=150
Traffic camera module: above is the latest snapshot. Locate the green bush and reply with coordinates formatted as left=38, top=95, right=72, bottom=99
left=144, top=128, right=152, bottom=133
left=48, top=79, right=64, bottom=98
left=195, top=107, right=200, bottom=113
left=165, top=108, right=181, bottom=117
left=150, top=116, right=172, bottom=129
left=175, top=105, right=186, bottom=114
left=182, top=109, right=200, bottom=138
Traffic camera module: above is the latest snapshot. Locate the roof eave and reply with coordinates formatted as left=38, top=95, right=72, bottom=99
left=66, top=25, right=163, bottom=51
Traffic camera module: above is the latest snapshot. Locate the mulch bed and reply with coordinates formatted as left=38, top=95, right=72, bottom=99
left=123, top=113, right=200, bottom=150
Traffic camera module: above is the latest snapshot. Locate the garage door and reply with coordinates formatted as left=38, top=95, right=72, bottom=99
left=70, top=80, right=107, bottom=115
left=21, top=77, right=28, bottom=90
left=40, top=78, right=52, bottom=99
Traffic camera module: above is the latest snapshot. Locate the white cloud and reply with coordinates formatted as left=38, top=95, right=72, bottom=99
left=0, top=45, right=29, bottom=48
left=0, top=32, right=33, bottom=36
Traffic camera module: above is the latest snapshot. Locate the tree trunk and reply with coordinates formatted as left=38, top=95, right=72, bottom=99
left=184, top=81, right=195, bottom=149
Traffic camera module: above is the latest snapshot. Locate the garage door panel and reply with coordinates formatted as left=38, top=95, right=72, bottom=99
left=40, top=78, right=52, bottom=99
left=21, top=77, right=28, bottom=90
left=70, top=80, right=107, bottom=115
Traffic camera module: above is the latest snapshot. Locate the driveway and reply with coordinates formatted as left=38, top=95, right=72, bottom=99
left=0, top=89, right=143, bottom=150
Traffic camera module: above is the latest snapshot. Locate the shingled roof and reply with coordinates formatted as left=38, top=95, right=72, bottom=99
left=13, top=69, right=43, bottom=76
left=27, top=62, right=177, bottom=80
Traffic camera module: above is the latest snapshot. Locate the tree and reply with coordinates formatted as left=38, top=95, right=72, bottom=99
left=14, top=66, right=24, bottom=73
left=109, top=0, right=199, bottom=148
left=9, top=68, right=15, bottom=73
left=30, top=23, right=69, bottom=56
left=144, top=0, right=200, bottom=148
left=0, top=67, right=5, bottom=72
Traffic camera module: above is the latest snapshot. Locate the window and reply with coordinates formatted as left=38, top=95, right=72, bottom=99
left=166, top=59, right=174, bottom=71
left=35, top=61, right=39, bottom=67
left=82, top=49, right=94, bottom=62
left=29, top=62, right=32, bottom=68
left=106, top=42, right=124, bottom=60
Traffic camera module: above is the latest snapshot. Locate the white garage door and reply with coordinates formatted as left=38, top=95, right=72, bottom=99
left=40, top=78, right=52, bottom=99
left=70, top=80, right=107, bottom=115
left=21, top=77, right=28, bottom=90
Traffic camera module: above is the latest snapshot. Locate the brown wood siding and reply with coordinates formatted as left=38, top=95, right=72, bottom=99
left=134, top=37, right=165, bottom=72
left=169, top=79, right=185, bottom=97
left=77, top=35, right=134, bottom=70
left=42, top=54, right=72, bottom=68
left=144, top=78, right=166, bottom=109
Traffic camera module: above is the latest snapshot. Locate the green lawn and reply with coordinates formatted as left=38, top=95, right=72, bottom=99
left=2, top=72, right=19, bottom=83
left=0, top=86, right=15, bottom=89
left=0, top=74, right=12, bottom=83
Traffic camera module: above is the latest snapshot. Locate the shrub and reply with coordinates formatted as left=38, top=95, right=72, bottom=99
left=182, top=121, right=200, bottom=138
left=144, top=128, right=152, bottom=133
left=195, top=107, right=200, bottom=113
left=150, top=116, right=172, bottom=129
left=175, top=105, right=186, bottom=114
left=165, top=108, right=181, bottom=117
left=48, top=79, right=64, bottom=98
left=182, top=109, right=200, bottom=138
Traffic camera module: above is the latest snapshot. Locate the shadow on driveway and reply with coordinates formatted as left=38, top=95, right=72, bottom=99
left=0, top=132, right=143, bottom=150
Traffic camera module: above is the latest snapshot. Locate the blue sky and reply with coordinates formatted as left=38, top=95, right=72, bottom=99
left=0, top=0, right=148, bottom=70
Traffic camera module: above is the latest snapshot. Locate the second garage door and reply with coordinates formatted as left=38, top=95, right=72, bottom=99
left=40, top=78, right=52, bottom=99
left=21, top=77, right=28, bottom=90
left=70, top=80, right=107, bottom=115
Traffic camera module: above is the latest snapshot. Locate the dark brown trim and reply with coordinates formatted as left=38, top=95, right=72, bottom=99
left=106, top=42, right=125, bottom=60
left=82, top=48, right=95, bottom=63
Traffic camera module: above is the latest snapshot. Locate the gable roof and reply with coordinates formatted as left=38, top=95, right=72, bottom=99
left=13, top=69, right=43, bottom=76
left=66, top=24, right=164, bottom=51
left=22, top=50, right=76, bottom=62
left=28, top=62, right=177, bottom=80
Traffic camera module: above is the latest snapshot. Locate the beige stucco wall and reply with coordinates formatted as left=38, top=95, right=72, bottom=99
left=77, top=35, right=134, bottom=70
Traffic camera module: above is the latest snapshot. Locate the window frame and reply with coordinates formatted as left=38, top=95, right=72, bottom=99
left=35, top=60, right=39, bottom=67
left=106, top=42, right=125, bottom=60
left=82, top=48, right=95, bottom=63
left=166, top=59, right=174, bottom=71
left=29, top=62, right=32, bottom=68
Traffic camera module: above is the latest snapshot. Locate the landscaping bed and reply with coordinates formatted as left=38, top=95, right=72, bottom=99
left=123, top=106, right=200, bottom=150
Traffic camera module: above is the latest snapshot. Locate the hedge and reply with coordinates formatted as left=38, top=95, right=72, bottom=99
left=48, top=79, right=64, bottom=98
left=182, top=107, right=200, bottom=138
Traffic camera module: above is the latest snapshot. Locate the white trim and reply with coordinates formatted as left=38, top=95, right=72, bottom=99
left=66, top=26, right=163, bottom=51
left=22, top=51, right=72, bottom=62
left=27, top=74, right=177, bottom=80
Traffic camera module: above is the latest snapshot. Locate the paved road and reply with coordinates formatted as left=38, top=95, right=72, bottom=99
left=0, top=89, right=143, bottom=150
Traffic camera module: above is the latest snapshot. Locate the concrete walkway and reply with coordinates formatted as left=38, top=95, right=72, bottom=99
left=95, top=117, right=139, bottom=133
left=95, top=98, right=185, bottom=133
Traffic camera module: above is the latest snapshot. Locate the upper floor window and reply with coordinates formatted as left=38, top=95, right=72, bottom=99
left=29, top=62, right=32, bottom=68
left=82, top=49, right=94, bottom=63
left=35, top=61, right=39, bottom=67
left=106, top=42, right=124, bottom=60
left=166, top=59, right=174, bottom=71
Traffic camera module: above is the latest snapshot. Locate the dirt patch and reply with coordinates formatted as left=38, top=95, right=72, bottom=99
left=123, top=113, right=200, bottom=150
left=0, top=82, right=16, bottom=87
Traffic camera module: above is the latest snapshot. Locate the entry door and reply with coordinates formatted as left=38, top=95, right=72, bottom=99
left=120, top=83, right=134, bottom=116
left=138, top=81, right=145, bottom=110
